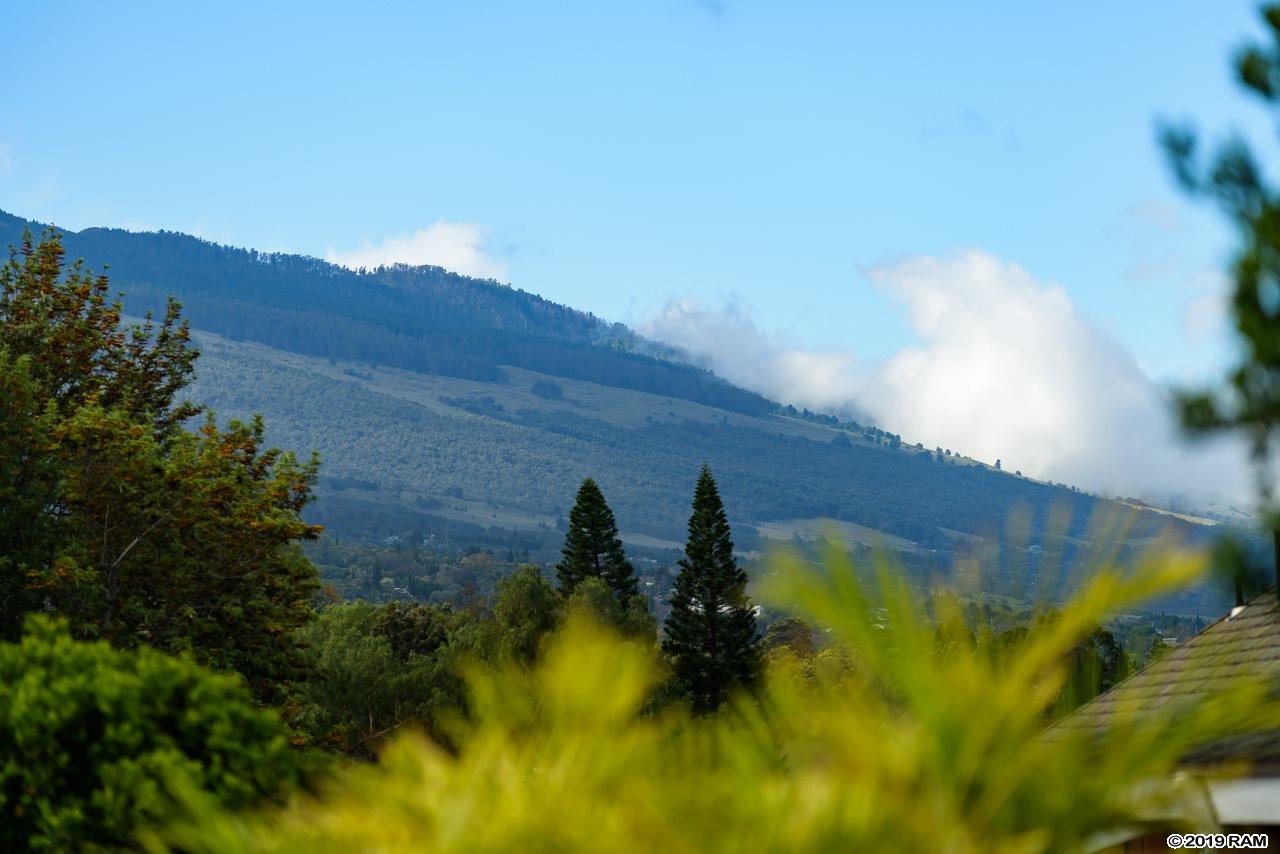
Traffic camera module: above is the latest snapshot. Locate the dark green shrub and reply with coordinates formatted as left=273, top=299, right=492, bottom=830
left=0, top=617, right=302, bottom=851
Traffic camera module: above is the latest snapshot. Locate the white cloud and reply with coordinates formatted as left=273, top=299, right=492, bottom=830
left=326, top=221, right=507, bottom=281
left=643, top=298, right=866, bottom=415
left=644, top=250, right=1249, bottom=502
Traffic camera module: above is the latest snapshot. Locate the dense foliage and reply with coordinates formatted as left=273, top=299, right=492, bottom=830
left=296, top=564, right=583, bottom=756
left=307, top=538, right=544, bottom=605
left=0, top=233, right=320, bottom=702
left=296, top=601, right=469, bottom=756
left=152, top=550, right=1278, bottom=853
left=0, top=617, right=302, bottom=851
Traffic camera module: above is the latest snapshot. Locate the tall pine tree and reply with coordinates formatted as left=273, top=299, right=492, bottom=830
left=662, top=464, right=760, bottom=712
left=555, top=478, right=638, bottom=599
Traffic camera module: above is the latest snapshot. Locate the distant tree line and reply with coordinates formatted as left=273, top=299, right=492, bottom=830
left=0, top=211, right=771, bottom=415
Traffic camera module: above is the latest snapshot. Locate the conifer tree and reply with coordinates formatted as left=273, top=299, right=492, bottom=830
left=662, top=464, right=760, bottom=712
left=555, top=478, right=638, bottom=599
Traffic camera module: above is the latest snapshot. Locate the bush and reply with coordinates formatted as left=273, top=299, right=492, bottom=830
left=563, top=576, right=657, bottom=643
left=296, top=602, right=466, bottom=756
left=492, top=565, right=560, bottom=665
left=154, top=549, right=1279, bottom=851
left=0, top=617, right=302, bottom=851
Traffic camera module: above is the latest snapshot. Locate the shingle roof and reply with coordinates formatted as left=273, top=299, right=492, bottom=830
left=1054, top=587, right=1280, bottom=774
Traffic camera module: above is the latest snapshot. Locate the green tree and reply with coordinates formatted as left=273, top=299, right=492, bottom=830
left=564, top=576, right=657, bottom=643
left=0, top=231, right=199, bottom=432
left=555, top=478, right=639, bottom=600
left=662, top=464, right=760, bottom=712
left=493, top=565, right=561, bottom=665
left=762, top=617, right=815, bottom=658
left=0, top=232, right=320, bottom=702
left=0, top=616, right=302, bottom=852
left=374, top=600, right=460, bottom=660
left=0, top=351, right=58, bottom=634
left=41, top=407, right=320, bottom=703
left=1055, top=626, right=1131, bottom=716
left=297, top=602, right=467, bottom=757
left=1144, top=636, right=1174, bottom=668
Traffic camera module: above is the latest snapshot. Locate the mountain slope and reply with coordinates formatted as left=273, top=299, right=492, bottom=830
left=0, top=210, right=1231, bottom=610
left=0, top=210, right=768, bottom=414
left=190, top=328, right=1107, bottom=539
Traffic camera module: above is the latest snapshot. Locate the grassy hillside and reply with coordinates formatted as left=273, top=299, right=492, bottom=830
left=187, top=330, right=1229, bottom=609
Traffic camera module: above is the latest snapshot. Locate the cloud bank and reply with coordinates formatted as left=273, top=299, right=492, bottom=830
left=644, top=250, right=1247, bottom=501
left=326, top=222, right=507, bottom=281
left=643, top=298, right=867, bottom=415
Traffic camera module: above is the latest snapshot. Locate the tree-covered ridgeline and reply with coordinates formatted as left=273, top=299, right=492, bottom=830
left=6, top=209, right=1231, bottom=601
left=191, top=338, right=1235, bottom=619
left=0, top=210, right=772, bottom=415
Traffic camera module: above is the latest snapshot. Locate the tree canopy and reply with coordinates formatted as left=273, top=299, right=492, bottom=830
left=0, top=231, right=320, bottom=702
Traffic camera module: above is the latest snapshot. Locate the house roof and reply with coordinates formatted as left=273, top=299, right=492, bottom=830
left=1053, top=587, right=1280, bottom=775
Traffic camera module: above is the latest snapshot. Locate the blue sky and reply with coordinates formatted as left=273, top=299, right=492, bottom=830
left=2, top=2, right=1271, bottom=497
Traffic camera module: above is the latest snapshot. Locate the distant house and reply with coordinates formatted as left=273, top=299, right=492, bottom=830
left=1054, top=587, right=1280, bottom=850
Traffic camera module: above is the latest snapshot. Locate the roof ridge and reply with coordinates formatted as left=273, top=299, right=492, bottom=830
left=1052, top=585, right=1280, bottom=735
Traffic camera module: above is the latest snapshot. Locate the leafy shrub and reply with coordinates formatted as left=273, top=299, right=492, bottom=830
left=297, top=602, right=467, bottom=756
left=489, top=565, right=560, bottom=665
left=0, top=617, right=302, bottom=851
left=563, top=576, right=656, bottom=643
left=155, top=549, right=1277, bottom=851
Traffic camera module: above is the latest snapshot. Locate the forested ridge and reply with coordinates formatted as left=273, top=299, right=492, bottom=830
left=191, top=337, right=1217, bottom=568
left=0, top=210, right=769, bottom=414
